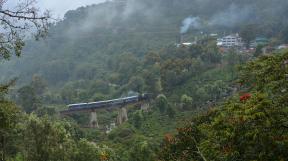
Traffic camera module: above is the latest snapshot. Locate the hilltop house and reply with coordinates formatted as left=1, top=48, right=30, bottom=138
left=217, top=34, right=243, bottom=48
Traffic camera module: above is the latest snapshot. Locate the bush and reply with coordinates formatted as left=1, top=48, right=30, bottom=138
left=180, top=94, right=193, bottom=110
left=155, top=94, right=168, bottom=113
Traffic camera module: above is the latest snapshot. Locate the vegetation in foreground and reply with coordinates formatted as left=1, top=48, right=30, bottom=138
left=159, top=52, right=288, bottom=161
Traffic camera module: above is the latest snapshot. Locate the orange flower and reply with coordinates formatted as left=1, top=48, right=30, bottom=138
left=164, top=133, right=174, bottom=143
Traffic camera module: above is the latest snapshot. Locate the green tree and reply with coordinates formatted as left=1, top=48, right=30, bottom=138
left=156, top=94, right=168, bottom=113
left=166, top=106, right=176, bottom=118
left=226, top=50, right=240, bottom=66
left=60, top=83, right=78, bottom=104
left=20, top=115, right=76, bottom=161
left=17, top=86, right=41, bottom=113
left=201, top=42, right=222, bottom=64
left=73, top=139, right=100, bottom=161
left=180, top=94, right=193, bottom=110
left=195, top=87, right=209, bottom=103
left=188, top=44, right=203, bottom=58
left=0, top=101, right=19, bottom=161
left=129, top=141, right=156, bottom=161
left=128, top=76, right=146, bottom=93
left=143, top=64, right=162, bottom=94
left=144, top=51, right=161, bottom=66
left=133, top=111, right=143, bottom=129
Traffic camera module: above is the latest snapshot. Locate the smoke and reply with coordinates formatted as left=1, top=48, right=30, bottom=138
left=179, top=4, right=256, bottom=33
left=180, top=16, right=201, bottom=34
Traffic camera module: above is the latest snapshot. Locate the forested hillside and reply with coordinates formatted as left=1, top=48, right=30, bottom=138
left=1, top=0, right=288, bottom=90
left=1, top=0, right=288, bottom=160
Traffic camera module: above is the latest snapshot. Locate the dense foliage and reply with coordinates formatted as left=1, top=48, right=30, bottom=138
left=159, top=52, right=288, bottom=161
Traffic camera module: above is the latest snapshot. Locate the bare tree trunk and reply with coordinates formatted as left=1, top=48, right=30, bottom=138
left=193, top=138, right=208, bottom=161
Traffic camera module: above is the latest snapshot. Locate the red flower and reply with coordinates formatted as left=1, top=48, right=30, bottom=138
left=240, top=93, right=251, bottom=101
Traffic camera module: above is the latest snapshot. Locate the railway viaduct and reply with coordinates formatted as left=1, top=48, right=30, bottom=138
left=60, top=94, right=151, bottom=128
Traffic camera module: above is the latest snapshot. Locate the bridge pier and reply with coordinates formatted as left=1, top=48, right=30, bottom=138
left=116, top=107, right=128, bottom=125
left=90, top=110, right=99, bottom=128
left=61, top=94, right=152, bottom=128
left=141, top=103, right=150, bottom=112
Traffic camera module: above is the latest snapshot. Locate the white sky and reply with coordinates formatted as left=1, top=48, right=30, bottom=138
left=6, top=0, right=106, bottom=19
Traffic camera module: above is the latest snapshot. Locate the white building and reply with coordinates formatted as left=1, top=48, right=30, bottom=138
left=217, top=34, right=243, bottom=48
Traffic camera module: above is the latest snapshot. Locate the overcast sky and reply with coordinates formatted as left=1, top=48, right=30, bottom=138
left=6, top=0, right=106, bottom=19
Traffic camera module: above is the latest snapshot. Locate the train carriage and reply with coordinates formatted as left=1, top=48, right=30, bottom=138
left=66, top=93, right=152, bottom=112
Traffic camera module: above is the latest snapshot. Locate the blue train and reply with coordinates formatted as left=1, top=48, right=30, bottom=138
left=67, top=93, right=152, bottom=111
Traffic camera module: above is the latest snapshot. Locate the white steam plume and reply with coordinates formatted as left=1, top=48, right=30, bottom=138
left=180, top=16, right=201, bottom=34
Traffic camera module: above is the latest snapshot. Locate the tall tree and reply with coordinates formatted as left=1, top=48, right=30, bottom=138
left=156, top=94, right=168, bottom=114
left=17, top=85, right=41, bottom=113
left=20, top=115, right=75, bottom=161
left=0, top=0, right=51, bottom=60
left=0, top=101, right=19, bottom=161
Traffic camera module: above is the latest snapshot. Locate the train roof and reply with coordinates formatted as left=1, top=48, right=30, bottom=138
left=68, top=103, right=87, bottom=106
left=105, top=95, right=138, bottom=102
left=67, top=95, right=140, bottom=107
left=87, top=100, right=108, bottom=104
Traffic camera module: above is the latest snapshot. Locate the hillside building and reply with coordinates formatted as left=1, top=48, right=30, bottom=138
left=217, top=34, right=243, bottom=48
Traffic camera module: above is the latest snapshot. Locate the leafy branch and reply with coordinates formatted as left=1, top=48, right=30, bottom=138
left=0, top=0, right=53, bottom=60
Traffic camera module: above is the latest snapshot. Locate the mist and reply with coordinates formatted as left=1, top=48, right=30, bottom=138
left=63, top=0, right=166, bottom=39
left=208, top=4, right=255, bottom=27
